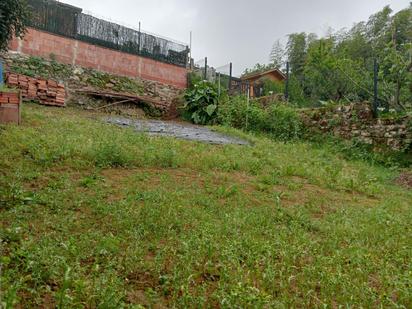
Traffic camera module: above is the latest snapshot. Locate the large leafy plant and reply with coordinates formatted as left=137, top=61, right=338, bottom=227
left=184, top=81, right=219, bottom=125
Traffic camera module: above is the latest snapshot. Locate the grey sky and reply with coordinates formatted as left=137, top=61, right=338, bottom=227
left=62, top=0, right=410, bottom=76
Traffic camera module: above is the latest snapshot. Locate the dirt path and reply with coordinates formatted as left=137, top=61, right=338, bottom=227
left=106, top=117, right=250, bottom=145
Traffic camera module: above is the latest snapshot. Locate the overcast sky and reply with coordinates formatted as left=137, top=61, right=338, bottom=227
left=62, top=0, right=410, bottom=76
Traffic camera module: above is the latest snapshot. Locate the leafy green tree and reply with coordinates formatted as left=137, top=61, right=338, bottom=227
left=304, top=38, right=338, bottom=101
left=269, top=40, right=285, bottom=69
left=246, top=4, right=412, bottom=110
left=380, top=42, right=412, bottom=110
left=0, top=0, right=30, bottom=52
left=286, top=33, right=308, bottom=82
left=242, top=63, right=278, bottom=76
left=390, top=5, right=412, bottom=47
left=336, top=22, right=372, bottom=63
left=366, top=5, right=393, bottom=54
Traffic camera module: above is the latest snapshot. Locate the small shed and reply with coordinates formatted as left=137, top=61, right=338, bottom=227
left=241, top=68, right=286, bottom=97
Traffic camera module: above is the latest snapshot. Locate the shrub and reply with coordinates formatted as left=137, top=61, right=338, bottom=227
left=218, top=96, right=303, bottom=141
left=261, top=78, right=285, bottom=96
left=183, top=81, right=219, bottom=125
left=263, top=105, right=304, bottom=141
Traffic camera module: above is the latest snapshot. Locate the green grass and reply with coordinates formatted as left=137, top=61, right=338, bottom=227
left=0, top=86, right=18, bottom=93
left=1, top=104, right=411, bottom=308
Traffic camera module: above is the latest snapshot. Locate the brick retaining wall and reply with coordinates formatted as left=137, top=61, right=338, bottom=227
left=9, top=28, right=188, bottom=89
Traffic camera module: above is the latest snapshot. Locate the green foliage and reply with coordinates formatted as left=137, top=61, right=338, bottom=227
left=85, top=70, right=144, bottom=95
left=0, top=0, right=30, bottom=52
left=183, top=81, right=219, bottom=125
left=269, top=39, right=285, bottom=69
left=187, top=71, right=203, bottom=88
left=264, top=104, right=304, bottom=141
left=0, top=85, right=18, bottom=92
left=261, top=78, right=284, bottom=96
left=280, top=4, right=412, bottom=111
left=309, top=134, right=412, bottom=168
left=218, top=96, right=303, bottom=141
left=288, top=75, right=307, bottom=106
left=242, top=62, right=279, bottom=76
left=380, top=42, right=412, bottom=110
left=9, top=55, right=145, bottom=96
left=10, top=56, right=73, bottom=79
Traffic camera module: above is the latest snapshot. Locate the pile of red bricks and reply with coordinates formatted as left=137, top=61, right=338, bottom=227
left=0, top=91, right=20, bottom=104
left=6, top=73, right=66, bottom=107
left=0, top=91, right=21, bottom=124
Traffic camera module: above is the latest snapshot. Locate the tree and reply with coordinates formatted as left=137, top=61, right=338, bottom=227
left=286, top=33, right=308, bottom=83
left=242, top=63, right=273, bottom=76
left=269, top=40, right=285, bottom=69
left=0, top=0, right=30, bottom=52
left=366, top=5, right=393, bottom=54
left=380, top=42, right=412, bottom=110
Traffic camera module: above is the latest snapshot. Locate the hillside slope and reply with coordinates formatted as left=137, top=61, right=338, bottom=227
left=1, top=104, right=411, bottom=308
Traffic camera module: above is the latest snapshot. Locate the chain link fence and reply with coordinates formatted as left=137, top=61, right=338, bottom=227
left=190, top=58, right=235, bottom=95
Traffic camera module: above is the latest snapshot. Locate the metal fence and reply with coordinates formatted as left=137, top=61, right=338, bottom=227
left=26, top=0, right=189, bottom=67
left=191, top=58, right=235, bottom=95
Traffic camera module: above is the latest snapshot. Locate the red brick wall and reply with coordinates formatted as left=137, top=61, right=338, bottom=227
left=9, top=28, right=188, bottom=89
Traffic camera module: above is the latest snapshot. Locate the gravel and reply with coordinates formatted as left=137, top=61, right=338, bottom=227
left=106, top=117, right=250, bottom=145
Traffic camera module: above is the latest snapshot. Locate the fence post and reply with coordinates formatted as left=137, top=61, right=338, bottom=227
left=229, top=62, right=233, bottom=91
left=373, top=58, right=379, bottom=117
left=204, top=57, right=208, bottom=80
left=246, top=82, right=250, bottom=130
left=285, top=61, right=290, bottom=102
left=218, top=73, right=221, bottom=96
left=0, top=59, right=3, bottom=86
left=138, top=21, right=141, bottom=53
left=189, top=31, right=193, bottom=70
left=73, top=12, right=79, bottom=39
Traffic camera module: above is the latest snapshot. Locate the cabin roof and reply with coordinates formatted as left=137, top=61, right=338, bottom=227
left=241, top=68, right=286, bottom=81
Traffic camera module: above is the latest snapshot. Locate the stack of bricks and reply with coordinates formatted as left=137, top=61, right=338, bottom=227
left=0, top=91, right=21, bottom=124
left=0, top=92, right=20, bottom=104
left=6, top=73, right=66, bottom=107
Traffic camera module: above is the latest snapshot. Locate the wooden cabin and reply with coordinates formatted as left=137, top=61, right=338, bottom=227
left=241, top=68, right=286, bottom=97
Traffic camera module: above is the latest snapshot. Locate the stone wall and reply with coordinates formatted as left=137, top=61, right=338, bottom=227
left=301, top=102, right=412, bottom=152
left=9, top=28, right=188, bottom=89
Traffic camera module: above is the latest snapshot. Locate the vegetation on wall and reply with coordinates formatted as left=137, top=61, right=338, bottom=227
left=8, top=55, right=144, bottom=95
left=0, top=0, right=30, bottom=52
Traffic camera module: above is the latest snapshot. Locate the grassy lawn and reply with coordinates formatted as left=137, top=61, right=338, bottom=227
left=1, top=104, right=411, bottom=308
